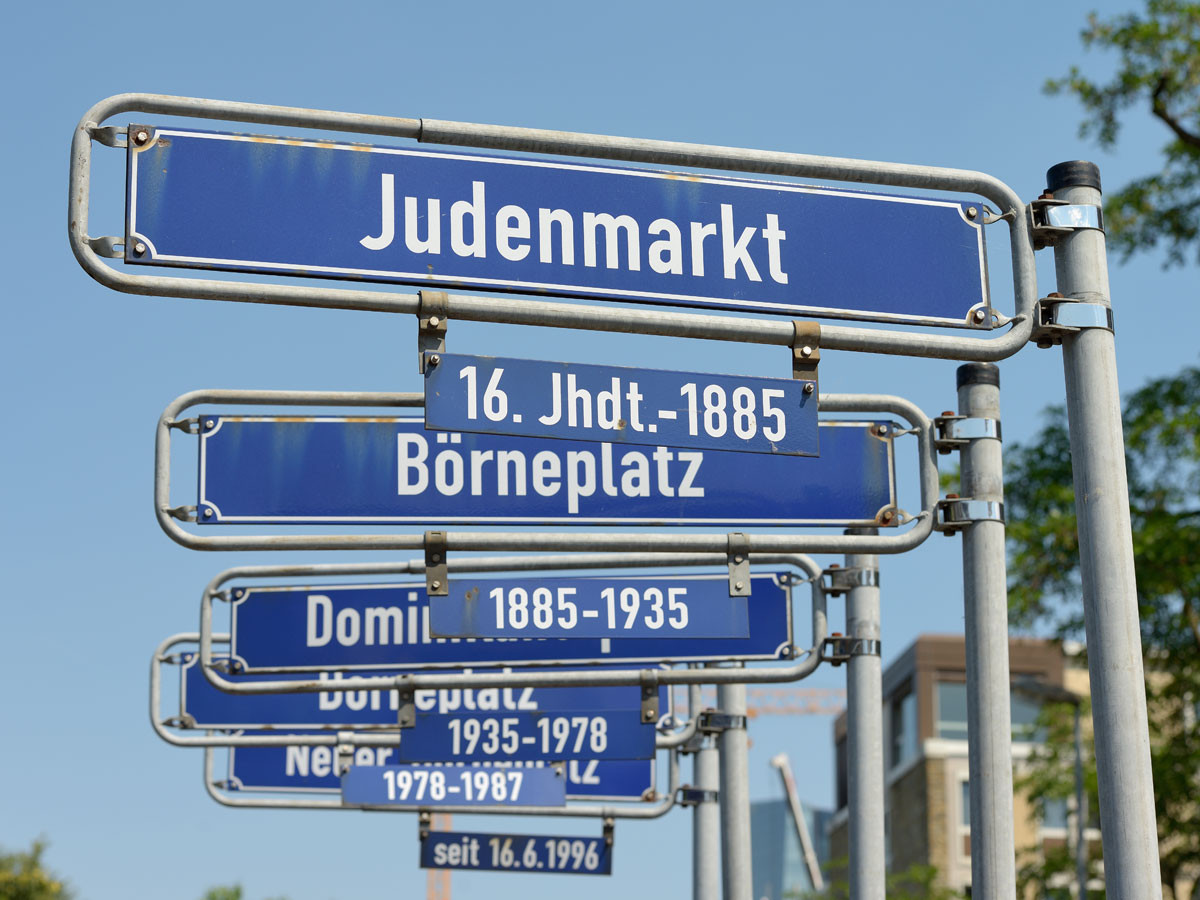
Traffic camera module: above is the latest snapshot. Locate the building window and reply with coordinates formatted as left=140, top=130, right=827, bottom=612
left=1010, top=689, right=1044, bottom=742
left=936, top=682, right=970, bottom=740
left=890, top=687, right=917, bottom=768
left=1042, top=797, right=1068, bottom=830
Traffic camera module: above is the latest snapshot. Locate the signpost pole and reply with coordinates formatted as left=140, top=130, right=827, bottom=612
left=845, top=532, right=884, bottom=900
left=956, top=363, right=1017, bottom=900
left=717, top=679, right=751, bottom=900
left=1046, top=161, right=1160, bottom=900
left=693, top=735, right=721, bottom=900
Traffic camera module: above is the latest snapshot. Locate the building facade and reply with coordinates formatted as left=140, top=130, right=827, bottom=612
left=827, top=634, right=1096, bottom=897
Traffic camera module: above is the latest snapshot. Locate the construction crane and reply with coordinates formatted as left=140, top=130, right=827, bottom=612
left=771, top=753, right=826, bottom=891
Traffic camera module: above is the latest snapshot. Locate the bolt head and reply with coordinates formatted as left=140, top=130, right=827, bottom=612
left=133, top=130, right=149, bottom=144
left=431, top=580, right=441, bottom=590
left=133, top=242, right=147, bottom=255
left=967, top=206, right=978, bottom=219
left=803, top=382, right=815, bottom=395
left=973, top=309, right=987, bottom=323
left=427, top=354, right=440, bottom=367
left=428, top=316, right=440, bottom=327
left=800, top=345, right=813, bottom=357
left=202, top=508, right=212, bottom=517
left=205, top=419, right=215, bottom=429
left=734, top=581, right=744, bottom=591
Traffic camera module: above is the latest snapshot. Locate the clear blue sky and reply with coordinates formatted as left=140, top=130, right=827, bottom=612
left=3, top=2, right=1195, bottom=898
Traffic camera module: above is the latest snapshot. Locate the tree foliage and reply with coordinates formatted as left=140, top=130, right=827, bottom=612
left=797, top=860, right=965, bottom=899
left=1005, top=366, right=1200, bottom=896
left=0, top=840, right=73, bottom=900
left=1046, top=1, right=1200, bottom=265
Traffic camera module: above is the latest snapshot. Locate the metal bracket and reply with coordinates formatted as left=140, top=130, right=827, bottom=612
left=603, top=817, right=615, bottom=847
left=165, top=505, right=198, bottom=522
left=417, top=290, right=449, bottom=373
left=697, top=711, right=746, bottom=733
left=677, top=787, right=719, bottom=806
left=791, top=320, right=820, bottom=395
left=424, top=531, right=448, bottom=596
left=822, top=635, right=882, bottom=667
left=89, top=125, right=128, bottom=148
left=934, top=415, right=1002, bottom=454
left=167, top=416, right=201, bottom=434
left=162, top=713, right=198, bottom=729
left=1029, top=196, right=1104, bottom=250
left=640, top=672, right=660, bottom=723
left=1031, top=293, right=1115, bottom=348
left=335, top=732, right=355, bottom=775
left=87, top=236, right=124, bottom=258
left=727, top=533, right=751, bottom=597
left=821, top=565, right=880, bottom=598
left=934, top=497, right=1005, bottom=535
left=397, top=685, right=416, bottom=729
left=418, top=810, right=432, bottom=839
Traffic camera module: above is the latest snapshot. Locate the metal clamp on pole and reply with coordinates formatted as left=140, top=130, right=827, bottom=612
left=677, top=787, right=719, bottom=806
left=1029, top=194, right=1104, bottom=250
left=791, top=320, right=820, bottom=396
left=424, top=531, right=448, bottom=595
left=934, top=496, right=1005, bottom=536
left=1031, top=292, right=1116, bottom=348
left=418, top=810, right=432, bottom=839
left=821, top=564, right=879, bottom=598
left=603, top=817, right=615, bottom=847
left=934, top=413, right=1002, bottom=454
left=640, top=670, right=660, bottom=723
left=821, top=634, right=882, bottom=667
left=417, top=290, right=449, bottom=373
left=727, top=533, right=751, bottom=597
left=697, top=711, right=747, bottom=733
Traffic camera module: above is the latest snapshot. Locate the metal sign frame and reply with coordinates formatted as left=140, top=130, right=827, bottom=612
left=155, top=389, right=936, bottom=556
left=71, top=94, right=1039, bottom=364
left=201, top=740, right=682, bottom=821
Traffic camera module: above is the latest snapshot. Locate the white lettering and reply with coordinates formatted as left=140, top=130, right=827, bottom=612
left=306, top=594, right=332, bottom=647
left=496, top=204, right=531, bottom=261
left=450, top=181, right=487, bottom=258
left=720, top=204, right=761, bottom=281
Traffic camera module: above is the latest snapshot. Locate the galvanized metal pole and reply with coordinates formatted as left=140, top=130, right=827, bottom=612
left=1046, top=161, right=1160, bottom=900
left=693, top=736, right=722, bottom=900
left=717, top=680, right=752, bottom=900
left=845, top=533, right=884, bottom=900
left=957, top=363, right=1017, bottom=899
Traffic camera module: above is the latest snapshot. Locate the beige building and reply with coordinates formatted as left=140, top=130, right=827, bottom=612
left=827, top=634, right=1098, bottom=897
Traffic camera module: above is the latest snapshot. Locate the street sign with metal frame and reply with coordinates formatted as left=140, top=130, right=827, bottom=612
left=125, top=126, right=989, bottom=329
left=196, top=416, right=896, bottom=527
left=228, top=573, right=791, bottom=672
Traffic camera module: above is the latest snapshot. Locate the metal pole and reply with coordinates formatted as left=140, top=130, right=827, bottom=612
left=717, top=681, right=751, bottom=900
left=957, top=363, right=1017, bottom=899
left=1073, top=704, right=1088, bottom=900
left=845, top=533, right=884, bottom=900
left=693, top=736, right=722, bottom=900
left=1046, top=160, right=1160, bottom=900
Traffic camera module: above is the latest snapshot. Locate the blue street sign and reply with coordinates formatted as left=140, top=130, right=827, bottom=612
left=228, top=574, right=791, bottom=672
left=430, top=574, right=749, bottom=639
left=126, top=127, right=990, bottom=329
left=396, top=710, right=655, bottom=762
left=342, top=764, right=566, bottom=808
left=228, top=739, right=654, bottom=802
left=420, top=831, right=612, bottom=875
left=423, top=353, right=818, bottom=456
left=180, top=656, right=669, bottom=730
left=197, top=416, right=896, bottom=526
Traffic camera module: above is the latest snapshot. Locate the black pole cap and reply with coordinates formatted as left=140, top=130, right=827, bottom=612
left=1046, top=160, right=1102, bottom=194
left=957, top=363, right=1000, bottom=390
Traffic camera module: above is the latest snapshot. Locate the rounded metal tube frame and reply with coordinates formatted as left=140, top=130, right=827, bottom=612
left=201, top=732, right=681, bottom=820
left=194, top=553, right=827, bottom=704
left=156, top=388, right=936, bottom=555
left=71, top=93, right=1037, bottom=362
